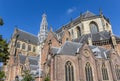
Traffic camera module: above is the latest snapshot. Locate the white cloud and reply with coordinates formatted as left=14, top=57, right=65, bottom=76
left=67, top=7, right=76, bottom=14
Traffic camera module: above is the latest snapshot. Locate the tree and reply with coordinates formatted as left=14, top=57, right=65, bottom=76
left=44, top=76, right=50, bottom=81
left=0, top=35, right=9, bottom=65
left=0, top=17, right=4, bottom=26
left=22, top=70, right=34, bottom=81
left=0, top=71, right=5, bottom=81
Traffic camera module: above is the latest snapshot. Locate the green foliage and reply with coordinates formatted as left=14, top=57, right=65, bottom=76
left=22, top=70, right=34, bottom=81
left=0, top=71, right=5, bottom=80
left=0, top=17, right=4, bottom=26
left=0, top=35, right=9, bottom=65
left=44, top=76, right=50, bottom=81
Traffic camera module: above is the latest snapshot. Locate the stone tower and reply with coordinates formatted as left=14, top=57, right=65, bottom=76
left=38, top=13, right=48, bottom=43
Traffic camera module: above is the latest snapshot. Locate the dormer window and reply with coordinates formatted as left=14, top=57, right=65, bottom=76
left=94, top=51, right=98, bottom=56
left=94, top=51, right=100, bottom=56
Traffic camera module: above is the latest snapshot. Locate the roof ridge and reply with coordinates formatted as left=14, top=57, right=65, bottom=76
left=83, top=10, right=95, bottom=16
left=16, top=28, right=37, bottom=38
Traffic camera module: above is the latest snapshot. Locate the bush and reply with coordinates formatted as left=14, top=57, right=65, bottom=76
left=44, top=76, right=50, bottom=81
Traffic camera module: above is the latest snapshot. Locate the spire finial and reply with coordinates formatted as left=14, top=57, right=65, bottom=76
left=99, top=8, right=103, bottom=16
left=50, top=25, right=53, bottom=32
left=80, top=12, right=83, bottom=20
left=38, top=13, right=48, bottom=43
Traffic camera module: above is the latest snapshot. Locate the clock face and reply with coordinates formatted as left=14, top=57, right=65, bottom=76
left=84, top=50, right=90, bottom=57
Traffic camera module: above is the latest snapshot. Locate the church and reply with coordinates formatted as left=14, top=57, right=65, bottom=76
left=5, top=10, right=120, bottom=81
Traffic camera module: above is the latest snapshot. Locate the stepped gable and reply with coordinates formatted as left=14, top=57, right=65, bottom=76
left=13, top=28, right=39, bottom=45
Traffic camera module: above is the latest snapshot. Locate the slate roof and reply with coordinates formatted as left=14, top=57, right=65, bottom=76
left=29, top=65, right=39, bottom=70
left=73, top=31, right=111, bottom=43
left=89, top=46, right=108, bottom=59
left=28, top=56, right=39, bottom=65
left=56, top=11, right=98, bottom=33
left=19, top=54, right=26, bottom=64
left=82, top=11, right=96, bottom=18
left=51, top=41, right=110, bottom=59
left=51, top=47, right=59, bottom=55
left=57, top=30, right=65, bottom=40
left=57, top=41, right=83, bottom=55
left=18, top=54, right=39, bottom=65
left=18, top=54, right=40, bottom=77
left=13, top=28, right=39, bottom=45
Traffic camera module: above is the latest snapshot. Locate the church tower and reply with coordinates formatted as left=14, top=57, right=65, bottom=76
left=38, top=13, right=48, bottom=43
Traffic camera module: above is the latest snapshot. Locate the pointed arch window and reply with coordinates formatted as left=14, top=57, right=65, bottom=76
left=28, top=45, right=31, bottom=51
left=76, top=27, right=81, bottom=38
left=85, top=62, right=93, bottom=81
left=22, top=43, right=26, bottom=50
left=71, top=29, right=74, bottom=35
left=33, top=47, right=36, bottom=52
left=65, top=61, right=74, bottom=81
left=115, top=65, right=120, bottom=80
left=90, top=22, right=98, bottom=34
left=17, top=42, right=20, bottom=48
left=102, top=63, right=109, bottom=80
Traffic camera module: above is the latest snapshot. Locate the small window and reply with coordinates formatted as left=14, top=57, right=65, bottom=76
left=17, top=42, right=20, bottom=48
left=33, top=47, right=36, bottom=52
left=106, top=23, right=109, bottom=30
left=66, top=38, right=69, bottom=41
left=68, top=31, right=70, bottom=36
left=22, top=43, right=26, bottom=50
left=115, top=65, right=120, bottom=80
left=76, top=27, right=81, bottom=37
left=71, top=29, right=74, bottom=35
left=28, top=45, right=31, bottom=51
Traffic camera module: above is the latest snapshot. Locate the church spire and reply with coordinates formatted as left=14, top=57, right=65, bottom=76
left=38, top=13, right=48, bottom=43
left=40, top=13, right=48, bottom=31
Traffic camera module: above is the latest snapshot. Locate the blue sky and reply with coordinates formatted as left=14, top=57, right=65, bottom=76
left=0, top=0, right=120, bottom=40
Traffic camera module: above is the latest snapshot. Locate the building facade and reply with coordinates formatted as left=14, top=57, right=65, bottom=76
left=41, top=11, right=120, bottom=81
left=5, top=10, right=120, bottom=81
left=5, top=13, right=48, bottom=81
